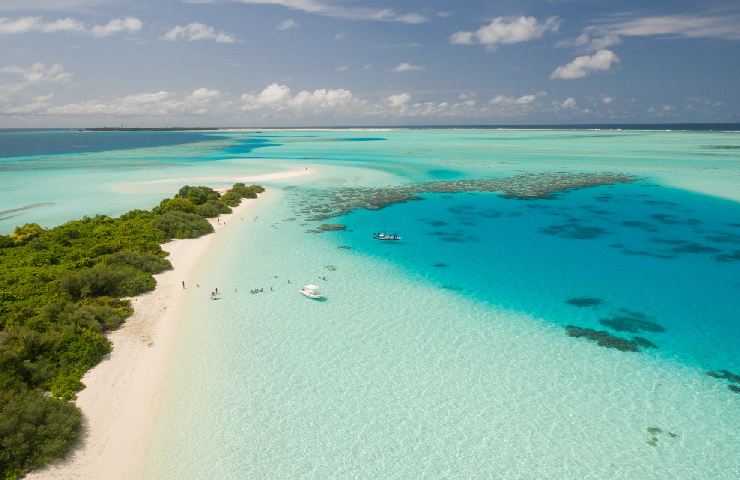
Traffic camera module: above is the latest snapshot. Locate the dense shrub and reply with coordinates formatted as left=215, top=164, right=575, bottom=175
left=0, top=386, right=82, bottom=479
left=104, top=250, right=172, bottom=274
left=60, top=265, right=155, bottom=299
left=220, top=190, right=242, bottom=207
left=229, top=183, right=265, bottom=199
left=175, top=185, right=219, bottom=205
left=196, top=199, right=232, bottom=218
left=151, top=197, right=197, bottom=215
left=11, top=223, right=44, bottom=246
left=153, top=211, right=214, bottom=239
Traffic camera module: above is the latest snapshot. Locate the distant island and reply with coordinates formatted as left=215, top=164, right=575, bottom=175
left=84, top=127, right=221, bottom=131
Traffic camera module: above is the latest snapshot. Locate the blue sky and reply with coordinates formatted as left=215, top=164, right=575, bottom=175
left=1, top=0, right=739, bottom=126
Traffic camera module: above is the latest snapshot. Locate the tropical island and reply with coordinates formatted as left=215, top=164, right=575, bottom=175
left=0, top=183, right=264, bottom=479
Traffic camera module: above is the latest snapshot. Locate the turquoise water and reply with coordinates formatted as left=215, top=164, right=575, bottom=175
left=1, top=129, right=739, bottom=477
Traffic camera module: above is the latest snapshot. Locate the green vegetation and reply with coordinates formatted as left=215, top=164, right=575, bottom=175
left=0, top=183, right=263, bottom=479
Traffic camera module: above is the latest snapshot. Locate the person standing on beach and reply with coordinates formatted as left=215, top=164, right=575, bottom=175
left=182, top=281, right=185, bottom=289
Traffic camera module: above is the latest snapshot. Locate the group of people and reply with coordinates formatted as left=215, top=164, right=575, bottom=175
left=250, top=288, right=265, bottom=294
left=210, top=288, right=220, bottom=300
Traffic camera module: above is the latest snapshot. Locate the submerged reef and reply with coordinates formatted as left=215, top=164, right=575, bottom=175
left=598, top=309, right=665, bottom=334
left=646, top=426, right=678, bottom=447
left=714, top=250, right=740, bottom=263
left=293, top=172, right=636, bottom=222
left=307, top=223, right=347, bottom=233
left=706, top=369, right=740, bottom=393
left=565, top=297, right=603, bottom=308
left=539, top=222, right=607, bottom=240
left=565, top=326, right=643, bottom=352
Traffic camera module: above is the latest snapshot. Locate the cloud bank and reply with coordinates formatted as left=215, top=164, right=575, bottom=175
left=0, top=15, right=141, bottom=36
left=451, top=16, right=559, bottom=51
left=163, top=22, right=235, bottom=43
left=200, top=0, right=427, bottom=24
left=551, top=50, right=619, bottom=79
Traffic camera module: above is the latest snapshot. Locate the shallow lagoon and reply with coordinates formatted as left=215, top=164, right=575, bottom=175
left=1, top=128, right=739, bottom=478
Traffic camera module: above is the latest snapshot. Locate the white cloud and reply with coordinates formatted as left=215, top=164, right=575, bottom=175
left=557, top=29, right=621, bottom=52
left=212, top=0, right=427, bottom=24
left=240, top=83, right=358, bottom=115
left=561, top=97, right=577, bottom=109
left=47, top=87, right=222, bottom=116
left=242, top=83, right=291, bottom=107
left=1, top=63, right=70, bottom=112
left=386, top=92, right=410, bottom=108
left=0, top=0, right=114, bottom=11
left=602, top=96, right=613, bottom=104
left=599, top=13, right=740, bottom=41
left=490, top=94, right=537, bottom=106
left=0, top=62, right=72, bottom=84
left=1, top=93, right=54, bottom=114
left=277, top=18, right=297, bottom=30
left=334, top=32, right=345, bottom=40
left=451, top=16, right=559, bottom=51
left=163, top=22, right=235, bottom=43
left=336, top=64, right=349, bottom=72
left=90, top=17, right=142, bottom=37
left=0, top=15, right=141, bottom=36
left=551, top=49, right=619, bottom=79
left=392, top=62, right=424, bottom=72
left=289, top=88, right=353, bottom=108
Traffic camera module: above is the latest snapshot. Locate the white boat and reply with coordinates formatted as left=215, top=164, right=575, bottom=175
left=299, top=284, right=323, bottom=299
left=372, top=232, right=401, bottom=241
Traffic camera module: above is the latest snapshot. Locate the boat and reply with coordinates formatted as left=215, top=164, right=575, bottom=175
left=299, top=284, right=324, bottom=299
left=372, top=232, right=401, bottom=241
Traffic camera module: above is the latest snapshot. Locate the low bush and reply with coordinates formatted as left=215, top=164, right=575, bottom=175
left=153, top=211, right=214, bottom=239
left=195, top=199, right=232, bottom=218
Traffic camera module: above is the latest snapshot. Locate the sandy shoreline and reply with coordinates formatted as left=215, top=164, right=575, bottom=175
left=26, top=170, right=310, bottom=480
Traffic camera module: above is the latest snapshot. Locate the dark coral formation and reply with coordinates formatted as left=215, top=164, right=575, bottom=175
left=599, top=309, right=665, bottom=334
left=706, top=369, right=740, bottom=383
left=705, top=369, right=740, bottom=394
left=564, top=325, right=640, bottom=352
left=566, top=297, right=603, bottom=308
left=631, top=336, right=657, bottom=349
left=651, top=213, right=701, bottom=226
left=714, top=250, right=740, bottom=263
left=539, top=222, right=607, bottom=240
left=646, top=426, right=678, bottom=447
left=621, top=220, right=659, bottom=232
left=292, top=172, right=636, bottom=222
left=432, top=262, right=448, bottom=268
left=308, top=223, right=347, bottom=233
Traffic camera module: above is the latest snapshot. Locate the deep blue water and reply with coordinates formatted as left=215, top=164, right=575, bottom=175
left=336, top=182, right=740, bottom=373
left=0, top=130, right=219, bottom=158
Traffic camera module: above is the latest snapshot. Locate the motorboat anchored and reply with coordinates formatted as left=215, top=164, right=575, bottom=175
left=372, top=232, right=401, bottom=241
left=300, top=284, right=324, bottom=299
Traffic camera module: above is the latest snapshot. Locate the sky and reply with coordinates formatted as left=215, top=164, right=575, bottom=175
left=1, top=0, right=739, bottom=127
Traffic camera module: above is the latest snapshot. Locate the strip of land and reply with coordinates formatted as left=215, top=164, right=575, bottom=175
left=114, top=168, right=313, bottom=194
left=26, top=170, right=310, bottom=480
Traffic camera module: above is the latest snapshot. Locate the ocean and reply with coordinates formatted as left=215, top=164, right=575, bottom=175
left=1, top=128, right=738, bottom=478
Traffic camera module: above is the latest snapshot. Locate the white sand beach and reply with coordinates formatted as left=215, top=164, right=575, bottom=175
left=26, top=170, right=312, bottom=480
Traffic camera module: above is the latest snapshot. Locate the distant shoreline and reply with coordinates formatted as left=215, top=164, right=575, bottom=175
left=1, top=123, right=739, bottom=133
